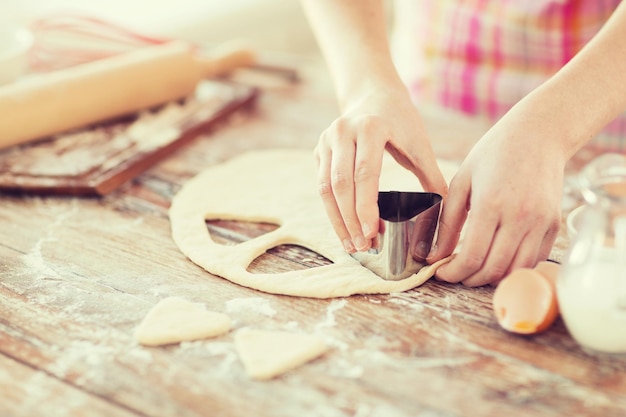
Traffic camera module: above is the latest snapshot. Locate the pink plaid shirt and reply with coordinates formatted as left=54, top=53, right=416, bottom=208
left=393, top=0, right=624, bottom=150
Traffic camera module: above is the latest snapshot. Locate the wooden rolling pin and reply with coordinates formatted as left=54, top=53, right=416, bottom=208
left=0, top=41, right=255, bottom=150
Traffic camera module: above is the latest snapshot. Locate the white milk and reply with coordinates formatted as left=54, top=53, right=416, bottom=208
left=557, top=261, right=626, bottom=354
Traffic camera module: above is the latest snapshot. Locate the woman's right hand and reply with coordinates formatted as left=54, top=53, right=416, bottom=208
left=314, top=85, right=449, bottom=254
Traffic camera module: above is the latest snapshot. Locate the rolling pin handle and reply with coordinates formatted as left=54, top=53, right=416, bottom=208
left=195, top=46, right=256, bottom=79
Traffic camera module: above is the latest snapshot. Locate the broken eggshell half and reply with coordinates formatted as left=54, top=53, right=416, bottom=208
left=492, top=262, right=561, bottom=335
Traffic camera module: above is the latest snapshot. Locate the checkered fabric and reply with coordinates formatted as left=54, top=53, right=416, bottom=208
left=402, top=0, right=624, bottom=150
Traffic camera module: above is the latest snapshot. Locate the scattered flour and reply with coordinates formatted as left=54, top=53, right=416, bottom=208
left=21, top=202, right=80, bottom=280
left=386, top=296, right=426, bottom=313
left=184, top=341, right=239, bottom=377
left=283, top=321, right=300, bottom=331
left=315, top=299, right=348, bottom=332
left=225, top=297, right=276, bottom=317
left=314, top=299, right=349, bottom=351
left=325, top=357, right=364, bottom=379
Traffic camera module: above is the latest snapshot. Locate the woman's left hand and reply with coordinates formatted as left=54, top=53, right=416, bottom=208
left=427, top=106, right=567, bottom=286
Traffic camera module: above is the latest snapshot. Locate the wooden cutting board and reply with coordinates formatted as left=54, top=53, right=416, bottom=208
left=0, top=80, right=258, bottom=196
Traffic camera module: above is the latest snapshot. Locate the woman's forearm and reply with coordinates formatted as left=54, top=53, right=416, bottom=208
left=521, top=1, right=626, bottom=157
left=300, top=0, right=405, bottom=110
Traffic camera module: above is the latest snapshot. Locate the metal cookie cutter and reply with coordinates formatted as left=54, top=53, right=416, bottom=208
left=352, top=191, right=442, bottom=280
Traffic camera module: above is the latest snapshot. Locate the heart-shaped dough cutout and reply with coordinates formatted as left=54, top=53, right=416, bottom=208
left=234, top=328, right=328, bottom=380
left=134, top=297, right=232, bottom=346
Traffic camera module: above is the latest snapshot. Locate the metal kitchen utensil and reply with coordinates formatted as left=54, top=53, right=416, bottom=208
left=352, top=191, right=442, bottom=281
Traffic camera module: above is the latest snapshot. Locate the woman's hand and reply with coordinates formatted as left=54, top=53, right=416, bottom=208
left=424, top=0, right=626, bottom=286
left=314, top=86, right=448, bottom=253
left=427, top=105, right=567, bottom=286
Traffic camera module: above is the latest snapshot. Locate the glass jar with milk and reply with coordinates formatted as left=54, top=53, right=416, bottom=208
left=558, top=153, right=626, bottom=355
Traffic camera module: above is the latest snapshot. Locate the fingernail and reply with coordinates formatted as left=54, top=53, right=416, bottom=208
left=415, top=241, right=429, bottom=259
left=343, top=239, right=355, bottom=253
left=428, top=244, right=438, bottom=259
left=362, top=223, right=372, bottom=238
left=434, top=265, right=446, bottom=280
left=354, top=235, right=369, bottom=251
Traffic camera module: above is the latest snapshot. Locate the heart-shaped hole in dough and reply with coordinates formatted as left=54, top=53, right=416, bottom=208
left=206, top=219, right=333, bottom=273
left=247, top=244, right=333, bottom=274
left=206, top=219, right=279, bottom=245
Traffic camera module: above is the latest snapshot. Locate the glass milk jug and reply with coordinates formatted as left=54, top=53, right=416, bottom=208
left=557, top=153, right=626, bottom=355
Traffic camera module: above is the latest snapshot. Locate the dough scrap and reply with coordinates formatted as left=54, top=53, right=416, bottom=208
left=169, top=149, right=457, bottom=298
left=234, top=328, right=327, bottom=380
left=134, top=297, right=232, bottom=346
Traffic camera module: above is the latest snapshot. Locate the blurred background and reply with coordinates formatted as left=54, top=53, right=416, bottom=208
left=1, top=0, right=321, bottom=55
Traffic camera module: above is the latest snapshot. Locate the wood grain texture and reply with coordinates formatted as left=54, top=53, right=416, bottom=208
left=0, top=55, right=624, bottom=417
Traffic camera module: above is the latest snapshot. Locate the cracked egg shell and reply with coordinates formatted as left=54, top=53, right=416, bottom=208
left=492, top=267, right=559, bottom=335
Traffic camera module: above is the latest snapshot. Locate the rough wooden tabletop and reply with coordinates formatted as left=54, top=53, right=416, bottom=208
left=1, top=55, right=624, bottom=417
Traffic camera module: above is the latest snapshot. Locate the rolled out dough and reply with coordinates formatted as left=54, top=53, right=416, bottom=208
left=169, top=149, right=458, bottom=298
left=234, top=328, right=328, bottom=380
left=134, top=297, right=232, bottom=346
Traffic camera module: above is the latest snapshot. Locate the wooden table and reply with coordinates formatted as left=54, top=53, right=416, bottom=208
left=1, top=55, right=624, bottom=417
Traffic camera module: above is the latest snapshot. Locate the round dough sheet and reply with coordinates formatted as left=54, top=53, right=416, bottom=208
left=169, top=149, right=458, bottom=298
